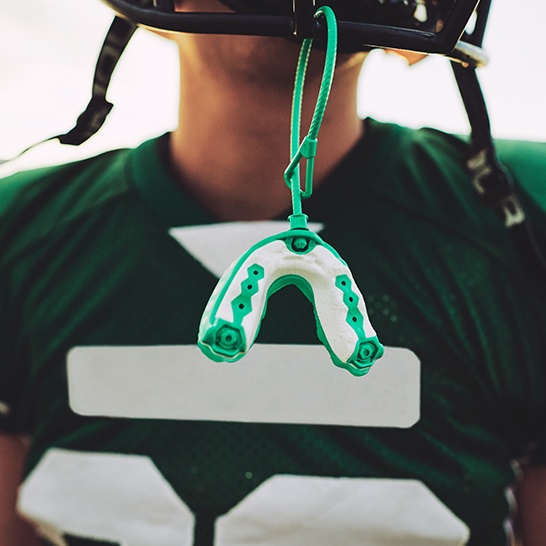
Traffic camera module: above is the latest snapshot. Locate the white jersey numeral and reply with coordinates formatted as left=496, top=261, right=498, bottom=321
left=19, top=449, right=469, bottom=545
left=18, top=450, right=194, bottom=546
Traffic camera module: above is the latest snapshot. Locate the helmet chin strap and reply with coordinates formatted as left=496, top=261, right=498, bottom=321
left=450, top=0, right=546, bottom=274
left=59, top=17, right=137, bottom=146
left=452, top=61, right=546, bottom=274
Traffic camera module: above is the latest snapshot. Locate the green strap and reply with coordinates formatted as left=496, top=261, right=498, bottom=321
left=284, top=6, right=338, bottom=230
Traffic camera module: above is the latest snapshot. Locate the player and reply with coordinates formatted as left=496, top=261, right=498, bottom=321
left=0, top=0, right=545, bottom=544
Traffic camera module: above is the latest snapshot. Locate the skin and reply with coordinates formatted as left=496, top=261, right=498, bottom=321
left=516, top=464, right=546, bottom=546
left=0, top=435, right=39, bottom=545
left=167, top=0, right=368, bottom=221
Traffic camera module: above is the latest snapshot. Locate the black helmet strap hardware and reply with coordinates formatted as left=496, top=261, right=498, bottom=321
left=447, top=0, right=546, bottom=272
left=59, top=17, right=137, bottom=146
left=453, top=62, right=546, bottom=273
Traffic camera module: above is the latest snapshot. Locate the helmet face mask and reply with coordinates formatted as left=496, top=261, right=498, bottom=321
left=100, top=0, right=484, bottom=58
left=218, top=0, right=456, bottom=34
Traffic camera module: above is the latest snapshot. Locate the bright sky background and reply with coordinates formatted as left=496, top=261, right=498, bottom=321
left=0, top=0, right=545, bottom=176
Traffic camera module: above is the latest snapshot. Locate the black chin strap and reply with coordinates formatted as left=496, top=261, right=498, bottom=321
left=0, top=17, right=136, bottom=165
left=452, top=60, right=546, bottom=274
left=59, top=17, right=137, bottom=145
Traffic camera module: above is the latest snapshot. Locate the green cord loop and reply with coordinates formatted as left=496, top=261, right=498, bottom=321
left=284, top=6, right=338, bottom=230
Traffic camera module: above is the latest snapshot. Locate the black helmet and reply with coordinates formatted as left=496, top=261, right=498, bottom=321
left=100, top=0, right=488, bottom=63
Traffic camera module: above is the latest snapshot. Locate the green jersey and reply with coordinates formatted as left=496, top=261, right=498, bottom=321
left=1, top=119, right=545, bottom=545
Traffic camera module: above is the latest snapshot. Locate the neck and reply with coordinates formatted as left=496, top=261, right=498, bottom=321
left=169, top=41, right=366, bottom=221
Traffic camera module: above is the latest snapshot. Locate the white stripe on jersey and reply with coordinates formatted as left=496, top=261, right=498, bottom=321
left=67, top=344, right=419, bottom=428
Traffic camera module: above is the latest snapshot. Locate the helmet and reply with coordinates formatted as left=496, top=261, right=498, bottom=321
left=100, top=0, right=488, bottom=63
left=47, top=0, right=487, bottom=153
